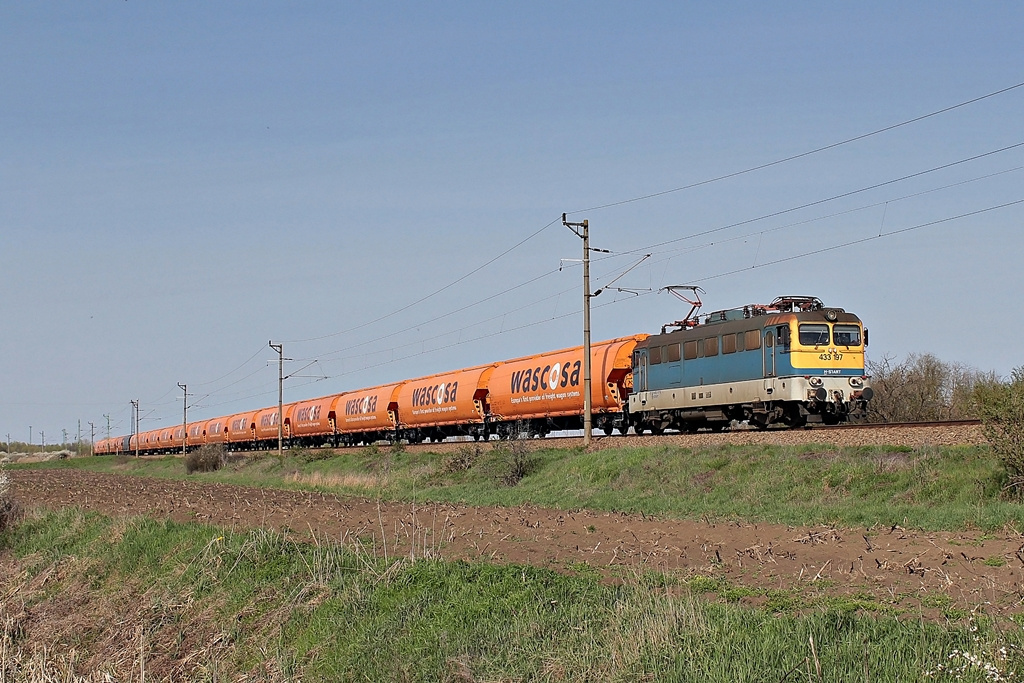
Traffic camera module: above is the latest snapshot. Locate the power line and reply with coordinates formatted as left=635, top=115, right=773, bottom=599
left=611, top=166, right=1024, bottom=270
left=616, top=141, right=1024, bottom=258
left=566, top=81, right=1024, bottom=216
left=282, top=216, right=564, bottom=344
left=695, top=198, right=1024, bottom=283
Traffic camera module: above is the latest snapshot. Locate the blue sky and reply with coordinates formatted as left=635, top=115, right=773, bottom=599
left=2, top=3, right=1022, bottom=443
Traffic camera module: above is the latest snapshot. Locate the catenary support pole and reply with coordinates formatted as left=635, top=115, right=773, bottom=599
left=269, top=341, right=284, bottom=458
left=562, top=214, right=593, bottom=448
left=178, top=383, right=188, bottom=457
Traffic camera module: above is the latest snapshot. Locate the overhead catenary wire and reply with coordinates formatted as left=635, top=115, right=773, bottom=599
left=565, top=81, right=1024, bottom=216
left=613, top=140, right=1024, bottom=258
left=281, top=216, right=564, bottom=344
left=598, top=165, right=1024, bottom=270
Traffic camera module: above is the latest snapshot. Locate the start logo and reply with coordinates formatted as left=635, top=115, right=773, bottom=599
left=510, top=360, right=581, bottom=394
left=412, top=382, right=459, bottom=407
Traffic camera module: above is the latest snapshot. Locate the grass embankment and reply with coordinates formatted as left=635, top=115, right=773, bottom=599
left=2, top=507, right=1021, bottom=681
left=20, top=441, right=1024, bottom=531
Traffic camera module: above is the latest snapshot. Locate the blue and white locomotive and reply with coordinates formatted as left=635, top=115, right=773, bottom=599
left=628, top=294, right=873, bottom=432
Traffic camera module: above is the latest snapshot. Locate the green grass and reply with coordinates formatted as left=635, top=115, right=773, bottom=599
left=3, top=507, right=1022, bottom=681
left=19, top=442, right=1023, bottom=531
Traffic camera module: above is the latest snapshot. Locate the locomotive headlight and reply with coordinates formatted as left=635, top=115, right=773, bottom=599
left=808, top=377, right=823, bottom=387
left=849, top=377, right=864, bottom=388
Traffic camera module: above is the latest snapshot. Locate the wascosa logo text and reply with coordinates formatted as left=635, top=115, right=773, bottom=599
left=345, top=396, right=378, bottom=416
left=294, top=404, right=322, bottom=423
left=412, top=382, right=459, bottom=407
left=510, top=360, right=581, bottom=394
left=260, top=412, right=279, bottom=428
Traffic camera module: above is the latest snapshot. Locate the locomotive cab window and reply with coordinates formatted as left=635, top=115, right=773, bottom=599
left=744, top=329, right=761, bottom=350
left=649, top=346, right=662, bottom=364
left=798, top=324, right=830, bottom=346
left=833, top=324, right=862, bottom=347
left=777, top=325, right=791, bottom=352
left=683, top=340, right=698, bottom=360
left=667, top=343, right=681, bottom=362
left=704, top=337, right=719, bottom=357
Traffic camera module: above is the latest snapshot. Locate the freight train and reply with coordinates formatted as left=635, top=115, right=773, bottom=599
left=94, top=295, right=872, bottom=455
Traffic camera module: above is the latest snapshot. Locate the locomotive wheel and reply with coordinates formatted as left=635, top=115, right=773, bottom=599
left=603, top=426, right=614, bottom=436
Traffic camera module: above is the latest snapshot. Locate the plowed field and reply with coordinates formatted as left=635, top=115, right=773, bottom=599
left=10, top=468, right=1024, bottom=617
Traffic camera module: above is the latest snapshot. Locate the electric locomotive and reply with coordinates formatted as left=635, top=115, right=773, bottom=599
left=628, top=295, right=872, bottom=432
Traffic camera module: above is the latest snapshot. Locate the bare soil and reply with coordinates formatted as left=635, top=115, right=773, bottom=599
left=8, top=468, right=1024, bottom=619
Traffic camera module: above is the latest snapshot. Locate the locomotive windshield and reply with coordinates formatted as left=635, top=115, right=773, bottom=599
left=833, top=324, right=862, bottom=347
left=798, top=324, right=830, bottom=346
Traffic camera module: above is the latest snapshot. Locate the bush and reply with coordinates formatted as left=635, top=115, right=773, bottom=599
left=299, top=448, right=337, bottom=463
left=973, top=367, right=1024, bottom=496
left=489, top=439, right=536, bottom=487
left=866, top=353, right=996, bottom=422
left=443, top=444, right=483, bottom=474
left=184, top=444, right=226, bottom=474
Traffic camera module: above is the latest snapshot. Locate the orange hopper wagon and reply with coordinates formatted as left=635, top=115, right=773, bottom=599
left=393, top=365, right=497, bottom=443
left=335, top=383, right=405, bottom=446
left=487, top=335, right=648, bottom=437
left=288, top=394, right=343, bottom=447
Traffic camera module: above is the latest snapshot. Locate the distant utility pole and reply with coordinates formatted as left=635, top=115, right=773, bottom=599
left=88, top=422, right=95, bottom=457
left=41, top=431, right=45, bottom=450
left=62, top=429, right=68, bottom=449
left=563, top=213, right=594, bottom=448
left=269, top=341, right=284, bottom=458
left=103, top=414, right=110, bottom=439
left=178, top=383, right=188, bottom=457
left=29, top=426, right=32, bottom=451
left=130, top=400, right=139, bottom=457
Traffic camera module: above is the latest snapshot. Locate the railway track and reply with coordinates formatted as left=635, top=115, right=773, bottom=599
left=101, top=420, right=984, bottom=461
left=388, top=419, right=988, bottom=453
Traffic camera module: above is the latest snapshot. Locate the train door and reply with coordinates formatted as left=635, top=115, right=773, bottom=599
left=635, top=350, right=648, bottom=392
left=763, top=330, right=776, bottom=378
